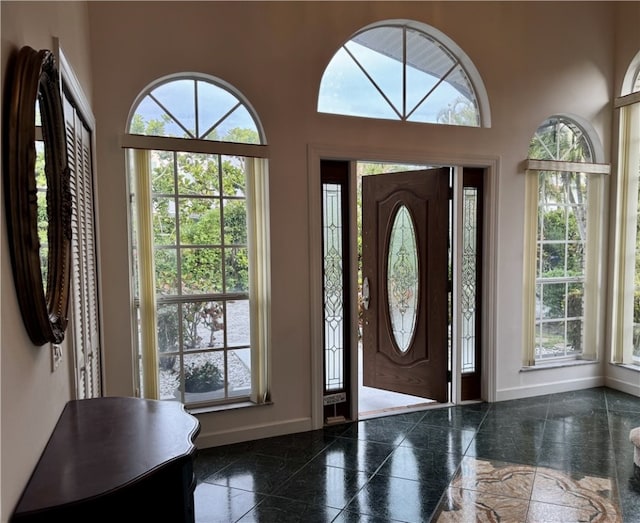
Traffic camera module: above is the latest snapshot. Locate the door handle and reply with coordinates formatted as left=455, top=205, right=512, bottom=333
left=362, top=277, right=370, bottom=310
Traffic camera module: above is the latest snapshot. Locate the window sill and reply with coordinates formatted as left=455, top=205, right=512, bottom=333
left=187, top=400, right=273, bottom=416
left=520, top=359, right=598, bottom=372
left=609, top=362, right=640, bottom=372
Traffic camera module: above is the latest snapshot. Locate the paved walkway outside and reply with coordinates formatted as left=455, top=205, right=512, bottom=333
left=358, top=345, right=435, bottom=417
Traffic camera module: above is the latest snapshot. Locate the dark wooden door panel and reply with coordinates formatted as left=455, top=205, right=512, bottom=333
left=362, top=168, right=450, bottom=403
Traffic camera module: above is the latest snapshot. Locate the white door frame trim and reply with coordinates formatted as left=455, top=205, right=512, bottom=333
left=308, top=144, right=499, bottom=430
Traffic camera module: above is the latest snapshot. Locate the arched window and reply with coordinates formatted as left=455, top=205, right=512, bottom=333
left=621, top=49, right=640, bottom=97
left=124, top=74, right=270, bottom=408
left=318, top=20, right=490, bottom=127
left=523, top=116, right=608, bottom=366
left=611, top=51, right=640, bottom=366
left=129, top=75, right=264, bottom=143
left=529, top=117, right=594, bottom=162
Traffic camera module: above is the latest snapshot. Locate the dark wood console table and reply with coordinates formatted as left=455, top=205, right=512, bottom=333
left=11, top=396, right=200, bottom=522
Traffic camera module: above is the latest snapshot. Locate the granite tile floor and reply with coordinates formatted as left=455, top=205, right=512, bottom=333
left=193, top=387, right=640, bottom=522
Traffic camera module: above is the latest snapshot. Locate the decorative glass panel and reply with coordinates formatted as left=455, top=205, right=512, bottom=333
left=323, top=183, right=345, bottom=391
left=461, top=188, right=478, bottom=373
left=387, top=205, right=419, bottom=352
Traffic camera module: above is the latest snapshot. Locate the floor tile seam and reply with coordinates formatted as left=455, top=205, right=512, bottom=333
left=525, top=496, right=621, bottom=517
left=426, top=453, right=472, bottom=522
left=332, top=433, right=397, bottom=449
left=332, top=509, right=410, bottom=523
left=230, top=494, right=267, bottom=523
left=246, top=451, right=325, bottom=470
left=334, top=472, right=385, bottom=516
left=607, top=407, right=640, bottom=415
left=449, top=484, right=537, bottom=504
left=369, top=468, right=454, bottom=486
left=530, top=463, right=622, bottom=516
left=412, top=420, right=479, bottom=434
left=456, top=456, right=537, bottom=501
left=295, top=438, right=341, bottom=463
left=251, top=491, right=349, bottom=518
left=199, top=477, right=278, bottom=496
left=365, top=446, right=401, bottom=480
left=349, top=435, right=413, bottom=446
left=270, top=487, right=351, bottom=512
left=305, top=460, right=380, bottom=478
left=604, top=402, right=626, bottom=518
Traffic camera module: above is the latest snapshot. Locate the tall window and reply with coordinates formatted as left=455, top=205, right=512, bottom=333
left=611, top=54, right=640, bottom=366
left=523, top=116, right=607, bottom=365
left=126, top=75, right=270, bottom=408
left=318, top=20, right=490, bottom=127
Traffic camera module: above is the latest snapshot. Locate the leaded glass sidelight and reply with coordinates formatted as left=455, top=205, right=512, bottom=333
left=387, top=205, right=419, bottom=352
left=323, top=183, right=345, bottom=390
left=462, top=187, right=478, bottom=373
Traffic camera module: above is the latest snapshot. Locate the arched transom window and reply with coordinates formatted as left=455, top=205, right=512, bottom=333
left=529, top=117, right=594, bottom=163
left=318, top=20, right=490, bottom=127
left=129, top=75, right=264, bottom=143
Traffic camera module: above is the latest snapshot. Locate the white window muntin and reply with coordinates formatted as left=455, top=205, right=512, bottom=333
left=523, top=116, right=608, bottom=366
left=125, top=74, right=270, bottom=408
left=318, top=19, right=491, bottom=128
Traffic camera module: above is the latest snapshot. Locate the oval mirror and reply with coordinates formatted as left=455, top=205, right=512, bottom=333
left=3, top=46, right=71, bottom=345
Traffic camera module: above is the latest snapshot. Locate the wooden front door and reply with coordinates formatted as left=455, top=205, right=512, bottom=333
left=361, top=168, right=450, bottom=403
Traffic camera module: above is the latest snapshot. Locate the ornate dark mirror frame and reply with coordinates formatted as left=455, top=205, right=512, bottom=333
left=3, top=46, right=72, bottom=345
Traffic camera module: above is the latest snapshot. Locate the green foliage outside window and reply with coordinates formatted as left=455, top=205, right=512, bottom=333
left=531, top=117, right=591, bottom=359
left=184, top=361, right=224, bottom=393
left=133, top=114, right=254, bottom=396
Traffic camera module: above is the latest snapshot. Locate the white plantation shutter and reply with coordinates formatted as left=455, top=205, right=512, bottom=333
left=63, top=91, right=102, bottom=399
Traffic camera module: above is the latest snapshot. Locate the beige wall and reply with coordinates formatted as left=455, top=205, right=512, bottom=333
left=87, top=0, right=626, bottom=435
left=2, top=1, right=639, bottom=520
left=1, top=2, right=93, bottom=520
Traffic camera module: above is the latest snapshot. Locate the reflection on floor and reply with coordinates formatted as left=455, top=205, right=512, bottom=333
left=436, top=457, right=620, bottom=522
left=193, top=387, right=640, bottom=522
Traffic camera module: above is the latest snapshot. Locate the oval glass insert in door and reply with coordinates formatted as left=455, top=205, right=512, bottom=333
left=387, top=205, right=419, bottom=352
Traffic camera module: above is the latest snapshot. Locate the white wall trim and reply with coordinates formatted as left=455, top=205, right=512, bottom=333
left=56, top=42, right=96, bottom=129
left=604, top=364, right=640, bottom=397
left=196, top=417, right=313, bottom=448
left=496, top=376, right=606, bottom=402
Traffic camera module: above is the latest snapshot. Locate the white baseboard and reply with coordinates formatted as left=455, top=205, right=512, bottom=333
left=496, top=376, right=605, bottom=402
left=604, top=375, right=640, bottom=397
left=195, top=417, right=314, bottom=449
